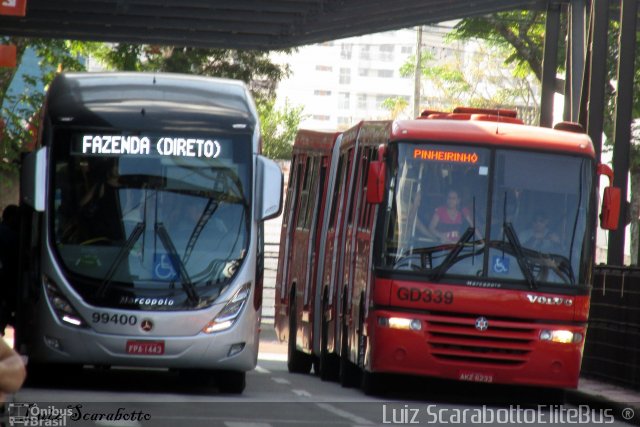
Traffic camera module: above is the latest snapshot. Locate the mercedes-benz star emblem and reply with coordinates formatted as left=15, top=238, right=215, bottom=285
left=475, top=316, right=489, bottom=331
left=141, top=319, right=154, bottom=332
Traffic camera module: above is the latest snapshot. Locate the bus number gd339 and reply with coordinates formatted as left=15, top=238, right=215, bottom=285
left=397, top=287, right=454, bottom=304
left=92, top=312, right=138, bottom=325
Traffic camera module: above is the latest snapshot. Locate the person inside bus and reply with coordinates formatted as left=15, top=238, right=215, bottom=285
left=77, top=159, right=125, bottom=244
left=0, top=205, right=19, bottom=336
left=520, top=210, right=560, bottom=252
left=428, top=189, right=475, bottom=243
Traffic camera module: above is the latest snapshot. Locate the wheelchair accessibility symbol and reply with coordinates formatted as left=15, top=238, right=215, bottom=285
left=492, top=256, right=510, bottom=274
left=154, top=253, right=177, bottom=280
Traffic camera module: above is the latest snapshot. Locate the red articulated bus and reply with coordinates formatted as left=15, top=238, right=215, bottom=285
left=275, top=108, right=620, bottom=394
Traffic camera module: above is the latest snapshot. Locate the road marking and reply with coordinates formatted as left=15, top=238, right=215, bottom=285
left=271, top=377, right=290, bottom=385
left=95, top=421, right=142, bottom=427
left=292, top=389, right=312, bottom=397
left=316, top=403, right=374, bottom=425
left=255, top=366, right=270, bottom=374
left=258, top=352, right=287, bottom=362
left=225, top=423, right=272, bottom=427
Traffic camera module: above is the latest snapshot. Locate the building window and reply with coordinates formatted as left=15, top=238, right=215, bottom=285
left=401, top=46, right=413, bottom=55
left=360, top=45, right=371, bottom=60
left=341, top=44, right=353, bottom=60
left=339, top=68, right=351, bottom=85
left=338, top=92, right=350, bottom=109
left=378, top=44, right=394, bottom=61
left=357, top=94, right=367, bottom=110
left=376, top=95, right=388, bottom=105
left=312, top=115, right=330, bottom=121
left=377, top=69, right=393, bottom=78
left=337, top=116, right=350, bottom=126
left=316, top=65, right=332, bottom=72
left=314, top=90, right=332, bottom=96
left=358, top=68, right=369, bottom=77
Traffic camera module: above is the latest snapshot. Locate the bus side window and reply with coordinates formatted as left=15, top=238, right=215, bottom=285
left=358, top=148, right=372, bottom=231
left=296, top=156, right=312, bottom=230
left=328, top=156, right=344, bottom=230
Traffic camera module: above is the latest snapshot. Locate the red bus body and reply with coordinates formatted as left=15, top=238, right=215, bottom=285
left=276, top=110, right=616, bottom=390
left=275, top=130, right=341, bottom=368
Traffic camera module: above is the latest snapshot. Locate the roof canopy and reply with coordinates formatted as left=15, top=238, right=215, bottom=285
left=1, top=0, right=544, bottom=50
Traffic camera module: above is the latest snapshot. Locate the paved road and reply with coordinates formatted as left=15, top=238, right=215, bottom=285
left=5, top=332, right=633, bottom=427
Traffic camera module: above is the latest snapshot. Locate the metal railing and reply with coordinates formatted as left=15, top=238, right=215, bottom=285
left=582, top=265, right=640, bottom=390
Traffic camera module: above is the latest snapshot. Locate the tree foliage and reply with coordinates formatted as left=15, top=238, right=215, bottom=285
left=0, top=38, right=97, bottom=173
left=95, top=44, right=291, bottom=103
left=258, top=98, right=304, bottom=160
left=448, top=11, right=555, bottom=81
left=388, top=42, right=539, bottom=123
left=451, top=8, right=640, bottom=263
left=381, top=97, right=410, bottom=119
left=0, top=40, right=301, bottom=177
left=93, top=44, right=302, bottom=157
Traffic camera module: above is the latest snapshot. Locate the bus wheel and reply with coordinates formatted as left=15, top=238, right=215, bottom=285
left=178, top=368, right=214, bottom=387
left=26, top=363, right=82, bottom=385
left=287, top=298, right=312, bottom=374
left=319, top=298, right=338, bottom=381
left=338, top=317, right=359, bottom=388
left=216, top=370, right=246, bottom=394
left=361, top=370, right=384, bottom=396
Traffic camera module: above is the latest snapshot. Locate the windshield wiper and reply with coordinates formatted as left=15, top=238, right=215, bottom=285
left=429, top=227, right=476, bottom=282
left=503, top=222, right=537, bottom=289
left=96, top=222, right=145, bottom=298
left=183, top=199, right=219, bottom=265
left=156, top=222, right=200, bottom=306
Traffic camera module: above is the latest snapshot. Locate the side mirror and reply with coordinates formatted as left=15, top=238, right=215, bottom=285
left=600, top=187, right=621, bottom=230
left=256, top=155, right=283, bottom=221
left=597, top=163, right=620, bottom=230
left=21, top=146, right=47, bottom=212
left=366, top=160, right=385, bottom=204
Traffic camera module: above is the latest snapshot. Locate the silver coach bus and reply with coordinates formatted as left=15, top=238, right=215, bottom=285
left=17, top=72, right=283, bottom=393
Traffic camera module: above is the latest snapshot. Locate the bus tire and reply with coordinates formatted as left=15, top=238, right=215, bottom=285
left=338, top=316, right=359, bottom=388
left=539, top=387, right=566, bottom=405
left=216, top=370, right=246, bottom=394
left=287, top=297, right=312, bottom=374
left=178, top=368, right=215, bottom=387
left=361, top=370, right=383, bottom=396
left=26, top=363, right=82, bottom=385
left=319, top=297, right=339, bottom=381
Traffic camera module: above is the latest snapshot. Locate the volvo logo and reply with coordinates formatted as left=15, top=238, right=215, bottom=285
left=140, top=319, right=154, bottom=332
left=475, top=316, right=489, bottom=331
left=526, top=294, right=573, bottom=306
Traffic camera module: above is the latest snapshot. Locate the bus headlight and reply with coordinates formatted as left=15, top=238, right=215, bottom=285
left=202, top=283, right=251, bottom=333
left=540, top=329, right=583, bottom=344
left=43, top=276, right=87, bottom=328
left=378, top=317, right=422, bottom=331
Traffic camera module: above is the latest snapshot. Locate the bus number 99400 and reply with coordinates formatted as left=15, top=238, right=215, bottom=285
left=92, top=312, right=138, bottom=325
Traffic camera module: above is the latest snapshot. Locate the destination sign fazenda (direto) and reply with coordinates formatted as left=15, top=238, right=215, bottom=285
left=82, top=135, right=222, bottom=158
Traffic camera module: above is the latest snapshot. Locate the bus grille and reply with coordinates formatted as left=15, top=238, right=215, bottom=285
left=425, top=314, right=536, bottom=366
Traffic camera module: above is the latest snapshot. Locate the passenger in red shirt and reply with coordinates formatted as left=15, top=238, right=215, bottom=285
left=428, top=189, right=474, bottom=243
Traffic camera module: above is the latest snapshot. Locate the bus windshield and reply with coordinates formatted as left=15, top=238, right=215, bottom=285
left=50, top=130, right=252, bottom=309
left=378, top=142, right=594, bottom=289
